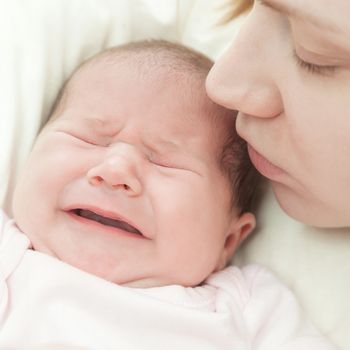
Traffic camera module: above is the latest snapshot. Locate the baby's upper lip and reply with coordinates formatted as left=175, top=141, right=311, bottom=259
left=64, top=204, right=148, bottom=238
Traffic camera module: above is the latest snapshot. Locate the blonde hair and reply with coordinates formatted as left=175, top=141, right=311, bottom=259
left=222, top=0, right=253, bottom=23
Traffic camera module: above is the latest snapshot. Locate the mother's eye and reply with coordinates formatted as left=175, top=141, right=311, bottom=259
left=292, top=50, right=336, bottom=76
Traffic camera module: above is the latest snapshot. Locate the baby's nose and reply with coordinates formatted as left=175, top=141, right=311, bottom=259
left=87, top=144, right=143, bottom=196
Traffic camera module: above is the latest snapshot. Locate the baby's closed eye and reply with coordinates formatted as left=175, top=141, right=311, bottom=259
left=56, top=129, right=110, bottom=147
left=147, top=152, right=202, bottom=175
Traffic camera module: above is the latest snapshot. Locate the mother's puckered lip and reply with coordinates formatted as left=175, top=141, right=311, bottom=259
left=62, top=204, right=149, bottom=239
left=247, top=143, right=285, bottom=180
left=235, top=114, right=282, bottom=169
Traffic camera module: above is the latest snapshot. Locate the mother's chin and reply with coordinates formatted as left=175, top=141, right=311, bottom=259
left=271, top=182, right=348, bottom=228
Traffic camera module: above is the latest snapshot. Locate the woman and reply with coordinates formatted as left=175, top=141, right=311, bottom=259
left=207, top=0, right=350, bottom=228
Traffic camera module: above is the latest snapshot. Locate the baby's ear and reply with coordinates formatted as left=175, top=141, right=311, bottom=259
left=216, top=212, right=256, bottom=271
left=230, top=211, right=256, bottom=247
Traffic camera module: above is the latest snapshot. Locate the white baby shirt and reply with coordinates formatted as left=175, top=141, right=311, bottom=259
left=0, top=210, right=336, bottom=350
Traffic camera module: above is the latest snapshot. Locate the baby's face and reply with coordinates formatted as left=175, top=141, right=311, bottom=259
left=13, top=61, right=250, bottom=287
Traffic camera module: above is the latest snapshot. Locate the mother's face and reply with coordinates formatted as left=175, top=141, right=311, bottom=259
left=207, top=0, right=350, bottom=227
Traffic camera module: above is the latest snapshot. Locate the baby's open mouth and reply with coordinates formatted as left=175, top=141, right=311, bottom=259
left=71, top=209, right=143, bottom=236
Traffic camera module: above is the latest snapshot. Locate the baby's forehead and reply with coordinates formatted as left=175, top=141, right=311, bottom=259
left=67, top=59, right=212, bottom=115
left=70, top=45, right=212, bottom=92
left=68, top=58, right=233, bottom=133
left=56, top=48, right=235, bottom=147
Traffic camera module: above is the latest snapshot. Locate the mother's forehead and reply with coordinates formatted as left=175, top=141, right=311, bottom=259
left=260, top=0, right=349, bottom=30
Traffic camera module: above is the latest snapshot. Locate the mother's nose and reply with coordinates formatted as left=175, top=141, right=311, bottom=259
left=87, top=146, right=143, bottom=196
left=206, top=10, right=283, bottom=119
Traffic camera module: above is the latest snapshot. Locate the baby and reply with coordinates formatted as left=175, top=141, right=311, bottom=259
left=0, top=41, right=334, bottom=349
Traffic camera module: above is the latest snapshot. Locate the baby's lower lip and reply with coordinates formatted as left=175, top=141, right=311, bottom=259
left=66, top=210, right=146, bottom=239
left=247, top=144, right=285, bottom=180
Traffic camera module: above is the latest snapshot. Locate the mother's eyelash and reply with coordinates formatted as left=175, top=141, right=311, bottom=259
left=292, top=50, right=336, bottom=76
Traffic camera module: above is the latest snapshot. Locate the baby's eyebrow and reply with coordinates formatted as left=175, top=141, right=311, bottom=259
left=82, top=117, right=108, bottom=127
left=81, top=116, right=122, bottom=135
left=80, top=118, right=190, bottom=155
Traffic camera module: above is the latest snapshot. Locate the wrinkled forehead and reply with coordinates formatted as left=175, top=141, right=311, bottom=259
left=68, top=57, right=203, bottom=104
left=71, top=51, right=208, bottom=88
left=60, top=57, right=231, bottom=150
left=67, top=57, right=217, bottom=125
left=47, top=57, right=237, bottom=204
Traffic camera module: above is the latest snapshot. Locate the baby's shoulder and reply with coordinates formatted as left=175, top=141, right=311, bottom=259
left=0, top=209, right=11, bottom=243
left=0, top=209, right=30, bottom=276
left=206, top=264, right=274, bottom=289
left=206, top=265, right=336, bottom=349
left=0, top=209, right=8, bottom=224
left=205, top=264, right=287, bottom=306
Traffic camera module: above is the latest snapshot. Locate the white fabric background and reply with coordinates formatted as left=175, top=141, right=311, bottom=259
left=0, top=1, right=349, bottom=348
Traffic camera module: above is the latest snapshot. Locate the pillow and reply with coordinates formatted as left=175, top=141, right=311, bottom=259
left=1, top=1, right=349, bottom=349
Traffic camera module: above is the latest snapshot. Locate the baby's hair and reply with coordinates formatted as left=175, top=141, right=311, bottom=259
left=49, top=40, right=263, bottom=215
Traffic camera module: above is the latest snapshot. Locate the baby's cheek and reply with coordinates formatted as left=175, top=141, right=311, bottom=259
left=12, top=145, right=72, bottom=223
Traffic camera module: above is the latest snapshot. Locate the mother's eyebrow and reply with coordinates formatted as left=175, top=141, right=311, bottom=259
left=259, top=0, right=334, bottom=30
left=259, top=0, right=298, bottom=15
